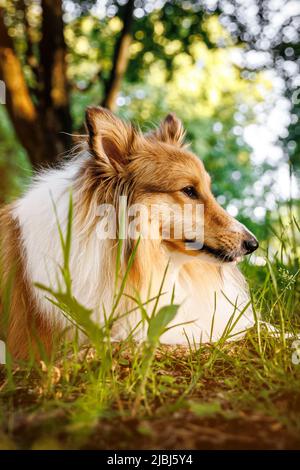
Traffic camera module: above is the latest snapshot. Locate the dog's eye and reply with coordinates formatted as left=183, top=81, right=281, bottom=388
left=181, top=186, right=198, bottom=199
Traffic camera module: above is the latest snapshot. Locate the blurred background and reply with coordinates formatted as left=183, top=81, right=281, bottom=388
left=0, top=0, right=299, bottom=246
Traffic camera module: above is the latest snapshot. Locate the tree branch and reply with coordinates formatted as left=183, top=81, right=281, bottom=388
left=102, top=0, right=135, bottom=111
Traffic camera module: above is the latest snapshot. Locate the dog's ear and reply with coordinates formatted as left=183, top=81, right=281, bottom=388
left=152, top=113, right=186, bottom=147
left=85, top=106, right=137, bottom=170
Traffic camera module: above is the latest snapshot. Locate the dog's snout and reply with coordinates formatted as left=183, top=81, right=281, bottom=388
left=242, top=235, right=259, bottom=254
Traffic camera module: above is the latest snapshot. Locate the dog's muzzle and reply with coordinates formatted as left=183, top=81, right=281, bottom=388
left=242, top=235, right=259, bottom=254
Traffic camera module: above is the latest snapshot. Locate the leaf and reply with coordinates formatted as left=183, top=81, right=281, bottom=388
left=147, top=304, right=179, bottom=344
left=36, top=283, right=103, bottom=346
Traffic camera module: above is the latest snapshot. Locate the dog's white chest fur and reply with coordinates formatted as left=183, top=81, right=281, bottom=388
left=13, top=159, right=254, bottom=344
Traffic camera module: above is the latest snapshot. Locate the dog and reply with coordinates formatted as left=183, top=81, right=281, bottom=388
left=0, top=107, right=258, bottom=360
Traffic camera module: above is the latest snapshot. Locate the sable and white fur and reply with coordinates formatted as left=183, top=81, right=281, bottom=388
left=0, top=108, right=258, bottom=359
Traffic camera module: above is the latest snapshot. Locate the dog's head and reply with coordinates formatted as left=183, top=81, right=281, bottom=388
left=85, top=106, right=258, bottom=264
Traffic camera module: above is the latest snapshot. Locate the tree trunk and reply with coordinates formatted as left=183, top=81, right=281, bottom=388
left=0, top=3, right=72, bottom=169
left=0, top=8, right=48, bottom=168
left=39, top=0, right=72, bottom=157
left=102, top=0, right=135, bottom=111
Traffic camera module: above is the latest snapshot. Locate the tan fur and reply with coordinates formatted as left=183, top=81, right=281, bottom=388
left=0, top=206, right=58, bottom=361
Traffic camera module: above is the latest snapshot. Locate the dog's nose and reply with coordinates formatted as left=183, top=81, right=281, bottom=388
left=242, top=236, right=259, bottom=254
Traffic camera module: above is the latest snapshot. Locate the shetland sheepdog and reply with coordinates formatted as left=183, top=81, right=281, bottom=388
left=0, top=107, right=259, bottom=360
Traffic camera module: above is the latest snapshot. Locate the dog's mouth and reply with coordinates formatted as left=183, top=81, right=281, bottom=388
left=200, top=244, right=238, bottom=263
left=184, top=239, right=238, bottom=263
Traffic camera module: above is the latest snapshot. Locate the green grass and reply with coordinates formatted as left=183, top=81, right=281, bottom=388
left=0, top=203, right=300, bottom=450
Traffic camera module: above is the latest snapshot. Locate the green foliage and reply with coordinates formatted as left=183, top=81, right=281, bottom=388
left=147, top=305, right=179, bottom=345
left=0, top=107, right=31, bottom=203
left=127, top=2, right=214, bottom=83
